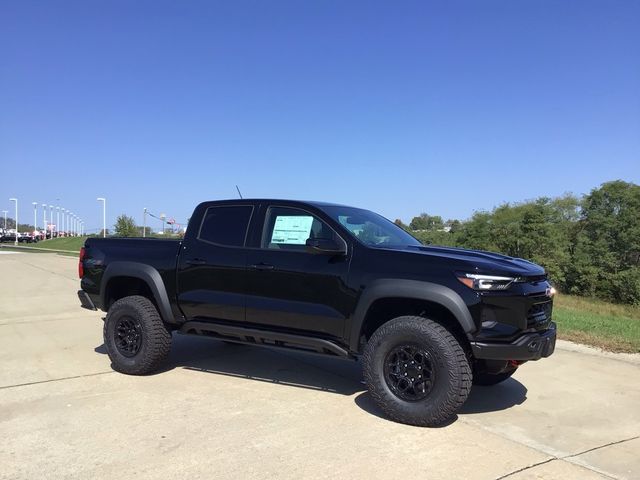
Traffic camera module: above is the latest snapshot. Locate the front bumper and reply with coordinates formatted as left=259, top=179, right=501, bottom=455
left=471, top=322, right=556, bottom=361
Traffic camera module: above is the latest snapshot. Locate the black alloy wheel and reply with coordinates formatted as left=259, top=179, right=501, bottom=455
left=384, top=344, right=436, bottom=401
left=114, top=316, right=143, bottom=357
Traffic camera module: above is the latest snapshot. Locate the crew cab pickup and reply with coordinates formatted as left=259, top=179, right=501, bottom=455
left=78, top=199, right=556, bottom=426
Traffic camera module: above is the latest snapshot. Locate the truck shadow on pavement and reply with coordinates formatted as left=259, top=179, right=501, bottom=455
left=95, top=333, right=528, bottom=422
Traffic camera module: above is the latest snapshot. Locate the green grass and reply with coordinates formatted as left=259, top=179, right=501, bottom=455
left=27, top=236, right=87, bottom=253
left=554, top=294, right=640, bottom=353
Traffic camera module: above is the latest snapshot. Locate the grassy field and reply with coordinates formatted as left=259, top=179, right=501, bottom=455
left=554, top=294, right=640, bottom=353
left=0, top=236, right=87, bottom=255
left=34, top=236, right=87, bottom=252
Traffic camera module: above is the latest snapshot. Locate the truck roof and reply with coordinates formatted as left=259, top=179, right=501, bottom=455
left=204, top=199, right=355, bottom=209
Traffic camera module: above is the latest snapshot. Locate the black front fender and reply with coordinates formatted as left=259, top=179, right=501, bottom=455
left=347, top=279, right=476, bottom=352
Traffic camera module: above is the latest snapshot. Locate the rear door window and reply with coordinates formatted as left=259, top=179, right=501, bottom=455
left=198, top=205, right=253, bottom=247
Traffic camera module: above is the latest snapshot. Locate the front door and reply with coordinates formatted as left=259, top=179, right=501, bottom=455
left=245, top=205, right=352, bottom=340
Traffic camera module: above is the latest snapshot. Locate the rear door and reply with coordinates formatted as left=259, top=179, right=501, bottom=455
left=245, top=204, right=354, bottom=339
left=176, top=203, right=254, bottom=323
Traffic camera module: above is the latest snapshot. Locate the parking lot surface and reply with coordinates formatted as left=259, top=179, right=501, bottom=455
left=1, top=251, right=639, bottom=479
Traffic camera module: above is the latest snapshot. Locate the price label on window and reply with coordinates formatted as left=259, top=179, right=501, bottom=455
left=271, top=216, right=313, bottom=245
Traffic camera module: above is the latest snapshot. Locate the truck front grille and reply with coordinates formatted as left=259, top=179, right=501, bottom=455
left=527, top=301, right=552, bottom=329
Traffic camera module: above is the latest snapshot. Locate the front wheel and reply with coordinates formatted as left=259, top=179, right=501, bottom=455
left=104, top=295, right=172, bottom=375
left=363, top=316, right=472, bottom=427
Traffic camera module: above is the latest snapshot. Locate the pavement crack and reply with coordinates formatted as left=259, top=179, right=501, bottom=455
left=0, top=371, right=114, bottom=390
left=562, top=435, right=640, bottom=459
left=494, top=458, right=555, bottom=479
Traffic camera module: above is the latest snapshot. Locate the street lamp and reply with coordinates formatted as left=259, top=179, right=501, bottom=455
left=97, top=197, right=106, bottom=238
left=41, top=203, right=47, bottom=239
left=9, top=198, right=18, bottom=245
left=2, top=210, right=7, bottom=229
left=143, top=208, right=147, bottom=238
left=56, top=205, right=60, bottom=238
left=49, top=205, right=54, bottom=237
left=32, top=202, right=38, bottom=233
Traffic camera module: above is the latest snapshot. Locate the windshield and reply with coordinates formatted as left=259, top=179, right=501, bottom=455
left=321, top=206, right=422, bottom=248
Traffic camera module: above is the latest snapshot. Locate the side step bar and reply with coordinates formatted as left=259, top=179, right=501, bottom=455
left=179, top=321, right=353, bottom=359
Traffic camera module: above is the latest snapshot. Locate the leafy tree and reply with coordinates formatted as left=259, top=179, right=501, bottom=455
left=410, top=213, right=444, bottom=231
left=114, top=214, right=138, bottom=237
left=394, top=219, right=409, bottom=230
left=569, top=181, right=640, bottom=303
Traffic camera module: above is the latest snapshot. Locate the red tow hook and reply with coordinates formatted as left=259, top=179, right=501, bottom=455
left=508, top=360, right=524, bottom=368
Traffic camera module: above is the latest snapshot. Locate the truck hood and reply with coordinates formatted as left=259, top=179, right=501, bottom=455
left=400, top=244, right=546, bottom=278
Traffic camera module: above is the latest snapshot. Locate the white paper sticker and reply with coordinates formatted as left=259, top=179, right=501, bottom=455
left=270, top=215, right=314, bottom=245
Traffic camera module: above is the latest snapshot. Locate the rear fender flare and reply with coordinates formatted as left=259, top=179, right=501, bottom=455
left=100, top=261, right=174, bottom=324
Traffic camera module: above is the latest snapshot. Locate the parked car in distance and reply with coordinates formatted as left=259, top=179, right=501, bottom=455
left=1, top=229, right=18, bottom=243
left=78, top=199, right=556, bottom=427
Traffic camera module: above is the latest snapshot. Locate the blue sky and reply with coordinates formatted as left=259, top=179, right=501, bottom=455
left=1, top=1, right=639, bottom=232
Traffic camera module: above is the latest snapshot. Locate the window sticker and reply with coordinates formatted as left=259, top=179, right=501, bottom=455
left=270, top=215, right=314, bottom=245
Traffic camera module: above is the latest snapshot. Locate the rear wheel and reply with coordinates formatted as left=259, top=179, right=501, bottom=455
left=104, top=295, right=172, bottom=375
left=363, top=316, right=472, bottom=427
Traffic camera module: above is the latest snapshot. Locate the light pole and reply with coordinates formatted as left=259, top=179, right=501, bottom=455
left=97, top=197, right=106, bottom=237
left=42, top=203, right=47, bottom=239
left=160, top=213, right=166, bottom=235
left=2, top=210, right=7, bottom=229
left=60, top=208, right=65, bottom=235
left=49, top=205, right=54, bottom=237
left=143, top=208, right=147, bottom=238
left=56, top=205, right=60, bottom=238
left=32, top=202, right=38, bottom=233
left=9, top=198, right=18, bottom=245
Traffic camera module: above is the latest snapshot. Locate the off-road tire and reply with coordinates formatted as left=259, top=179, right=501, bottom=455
left=472, top=369, right=516, bottom=386
left=363, top=316, right=472, bottom=427
left=104, top=295, right=172, bottom=375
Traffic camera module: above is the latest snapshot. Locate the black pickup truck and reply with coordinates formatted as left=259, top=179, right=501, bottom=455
left=78, top=199, right=556, bottom=426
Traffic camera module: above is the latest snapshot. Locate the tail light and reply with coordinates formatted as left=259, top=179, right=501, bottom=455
left=78, top=247, right=85, bottom=278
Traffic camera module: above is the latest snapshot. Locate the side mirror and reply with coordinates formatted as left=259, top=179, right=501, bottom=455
left=305, top=237, right=347, bottom=255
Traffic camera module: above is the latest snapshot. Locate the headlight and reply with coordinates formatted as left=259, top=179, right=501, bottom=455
left=456, top=273, right=516, bottom=291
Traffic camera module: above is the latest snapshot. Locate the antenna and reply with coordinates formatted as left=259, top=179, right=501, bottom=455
left=235, top=185, right=243, bottom=199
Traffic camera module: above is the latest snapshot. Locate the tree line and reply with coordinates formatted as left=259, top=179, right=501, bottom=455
left=395, top=180, right=640, bottom=305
